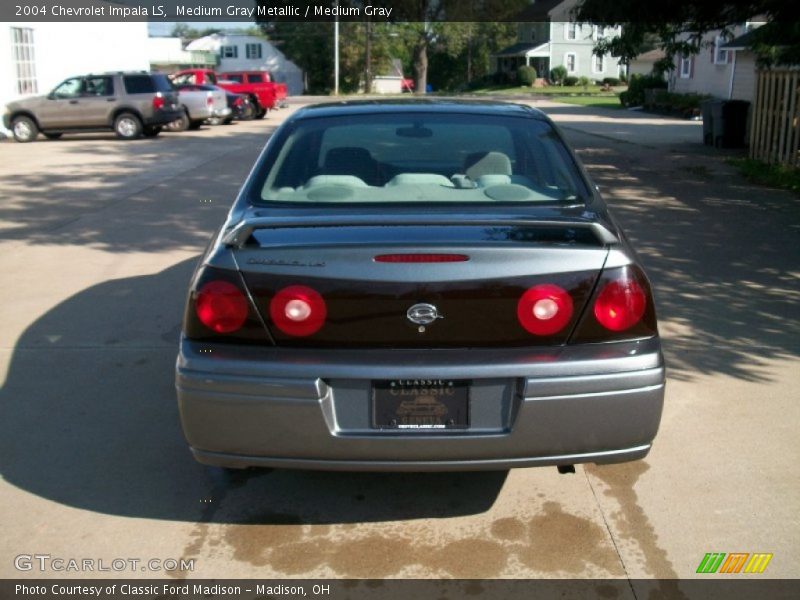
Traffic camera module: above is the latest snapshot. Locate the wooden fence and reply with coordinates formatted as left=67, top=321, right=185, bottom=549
left=750, top=69, right=800, bottom=166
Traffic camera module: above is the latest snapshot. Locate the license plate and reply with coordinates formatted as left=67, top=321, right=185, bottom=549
left=372, top=380, right=469, bottom=430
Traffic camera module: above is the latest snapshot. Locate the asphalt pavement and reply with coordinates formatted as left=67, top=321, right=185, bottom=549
left=0, top=97, right=797, bottom=588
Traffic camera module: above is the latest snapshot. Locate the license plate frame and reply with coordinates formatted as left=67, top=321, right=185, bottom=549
left=372, top=380, right=470, bottom=430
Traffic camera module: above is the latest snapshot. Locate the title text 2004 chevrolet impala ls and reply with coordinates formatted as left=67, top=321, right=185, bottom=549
left=176, top=100, right=665, bottom=471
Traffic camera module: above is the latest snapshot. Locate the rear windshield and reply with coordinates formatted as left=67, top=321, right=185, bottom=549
left=124, top=74, right=173, bottom=94
left=254, top=112, right=589, bottom=205
left=224, top=74, right=243, bottom=83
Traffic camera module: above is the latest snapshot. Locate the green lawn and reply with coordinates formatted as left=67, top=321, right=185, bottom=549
left=549, top=95, right=624, bottom=109
left=469, top=85, right=624, bottom=96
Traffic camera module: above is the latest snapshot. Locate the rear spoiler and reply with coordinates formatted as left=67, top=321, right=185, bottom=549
left=222, top=216, right=619, bottom=248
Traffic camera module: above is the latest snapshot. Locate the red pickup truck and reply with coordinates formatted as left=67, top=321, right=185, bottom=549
left=170, top=69, right=279, bottom=119
left=221, top=71, right=288, bottom=108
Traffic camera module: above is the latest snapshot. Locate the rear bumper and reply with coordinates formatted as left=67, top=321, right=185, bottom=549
left=145, top=109, right=183, bottom=126
left=176, top=337, right=665, bottom=471
left=212, top=107, right=232, bottom=118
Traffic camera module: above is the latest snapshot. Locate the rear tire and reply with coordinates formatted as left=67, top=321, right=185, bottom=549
left=43, top=132, right=63, bottom=140
left=188, top=119, right=203, bottom=130
left=166, top=109, right=190, bottom=132
left=237, top=103, right=255, bottom=121
left=114, top=112, right=142, bottom=140
left=142, top=126, right=161, bottom=138
left=11, top=115, right=38, bottom=143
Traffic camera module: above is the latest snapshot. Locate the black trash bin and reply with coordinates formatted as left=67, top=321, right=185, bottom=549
left=712, top=100, right=750, bottom=148
left=700, top=100, right=717, bottom=145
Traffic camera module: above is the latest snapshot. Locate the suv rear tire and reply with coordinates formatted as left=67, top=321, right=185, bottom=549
left=114, top=113, right=142, bottom=140
left=11, top=116, right=38, bottom=143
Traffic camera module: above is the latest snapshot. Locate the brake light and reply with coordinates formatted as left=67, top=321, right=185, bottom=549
left=517, top=284, right=574, bottom=336
left=594, top=279, right=646, bottom=331
left=152, top=92, right=165, bottom=110
left=374, top=254, right=469, bottom=263
left=195, top=280, right=249, bottom=333
left=270, top=285, right=326, bottom=337
left=206, top=92, right=213, bottom=106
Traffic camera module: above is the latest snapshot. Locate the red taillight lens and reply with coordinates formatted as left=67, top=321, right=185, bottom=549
left=270, top=285, right=326, bottom=337
left=594, top=279, right=646, bottom=331
left=195, top=280, right=249, bottom=333
left=374, top=254, right=469, bottom=263
left=517, top=284, right=574, bottom=336
left=206, top=92, right=213, bottom=106
left=152, top=92, right=165, bottom=110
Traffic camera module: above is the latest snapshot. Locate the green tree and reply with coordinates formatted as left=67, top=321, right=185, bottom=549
left=575, top=0, right=800, bottom=68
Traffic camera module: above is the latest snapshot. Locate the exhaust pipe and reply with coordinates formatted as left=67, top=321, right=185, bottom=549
left=557, top=464, right=575, bottom=475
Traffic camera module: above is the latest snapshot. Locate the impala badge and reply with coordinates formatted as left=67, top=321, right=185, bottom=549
left=407, top=303, right=443, bottom=326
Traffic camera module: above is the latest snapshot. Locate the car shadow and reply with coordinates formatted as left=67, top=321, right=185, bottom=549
left=0, top=259, right=507, bottom=525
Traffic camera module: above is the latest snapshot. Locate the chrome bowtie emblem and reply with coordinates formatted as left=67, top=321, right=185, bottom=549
left=407, top=303, right=443, bottom=325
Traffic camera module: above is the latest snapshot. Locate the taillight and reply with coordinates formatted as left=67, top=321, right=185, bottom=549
left=206, top=92, right=213, bottom=106
left=569, top=265, right=657, bottom=343
left=594, top=279, right=646, bottom=331
left=195, top=281, right=248, bottom=333
left=269, top=285, right=326, bottom=337
left=152, top=92, right=165, bottom=110
left=374, top=254, right=469, bottom=263
left=517, top=284, right=574, bottom=336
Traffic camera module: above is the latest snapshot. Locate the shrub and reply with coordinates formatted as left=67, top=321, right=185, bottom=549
left=517, top=65, right=537, bottom=86
left=550, top=65, right=567, bottom=85
left=621, top=73, right=667, bottom=106
left=602, top=77, right=621, bottom=86
left=577, top=76, right=591, bottom=88
left=563, top=76, right=579, bottom=87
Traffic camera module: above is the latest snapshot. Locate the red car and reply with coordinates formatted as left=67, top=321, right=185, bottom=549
left=170, top=69, right=277, bottom=119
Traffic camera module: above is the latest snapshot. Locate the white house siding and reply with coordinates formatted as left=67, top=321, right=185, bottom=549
left=549, top=22, right=624, bottom=81
left=1, top=21, right=149, bottom=117
left=186, top=34, right=304, bottom=96
left=730, top=52, right=757, bottom=102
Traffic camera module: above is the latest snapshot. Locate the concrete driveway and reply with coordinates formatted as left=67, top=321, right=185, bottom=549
left=0, top=99, right=797, bottom=588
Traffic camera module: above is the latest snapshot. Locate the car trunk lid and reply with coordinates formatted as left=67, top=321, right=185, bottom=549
left=230, top=221, right=610, bottom=348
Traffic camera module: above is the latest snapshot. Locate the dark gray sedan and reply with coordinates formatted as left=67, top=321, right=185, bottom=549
left=176, top=100, right=665, bottom=471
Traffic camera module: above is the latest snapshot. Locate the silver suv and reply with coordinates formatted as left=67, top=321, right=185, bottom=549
left=3, top=72, right=183, bottom=142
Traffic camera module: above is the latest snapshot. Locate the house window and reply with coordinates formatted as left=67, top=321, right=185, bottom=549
left=713, top=36, right=729, bottom=64
left=595, top=26, right=607, bottom=40
left=680, top=56, right=693, bottom=78
left=11, top=27, right=38, bottom=95
left=246, top=43, right=262, bottom=59
left=221, top=45, right=238, bottom=59
left=566, top=23, right=578, bottom=41
left=565, top=53, right=577, bottom=73
left=593, top=54, right=605, bottom=73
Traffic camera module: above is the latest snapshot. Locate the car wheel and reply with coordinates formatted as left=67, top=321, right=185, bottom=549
left=166, top=110, right=190, bottom=132
left=11, top=116, right=38, bottom=143
left=43, top=132, right=63, bottom=140
left=142, top=126, right=161, bottom=138
left=223, top=115, right=234, bottom=125
left=237, top=103, right=255, bottom=121
left=254, top=106, right=267, bottom=120
left=188, top=120, right=203, bottom=130
left=114, top=112, right=142, bottom=140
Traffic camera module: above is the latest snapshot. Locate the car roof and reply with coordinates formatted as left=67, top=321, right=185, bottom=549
left=292, top=99, right=549, bottom=121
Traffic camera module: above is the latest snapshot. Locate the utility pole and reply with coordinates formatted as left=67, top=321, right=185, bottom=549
left=364, top=18, right=372, bottom=94
left=334, top=1, right=340, bottom=95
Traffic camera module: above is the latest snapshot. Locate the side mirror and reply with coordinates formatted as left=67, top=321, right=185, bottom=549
left=47, top=91, right=56, bottom=100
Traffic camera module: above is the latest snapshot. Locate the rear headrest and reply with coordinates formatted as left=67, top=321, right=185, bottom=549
left=465, top=151, right=512, bottom=180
